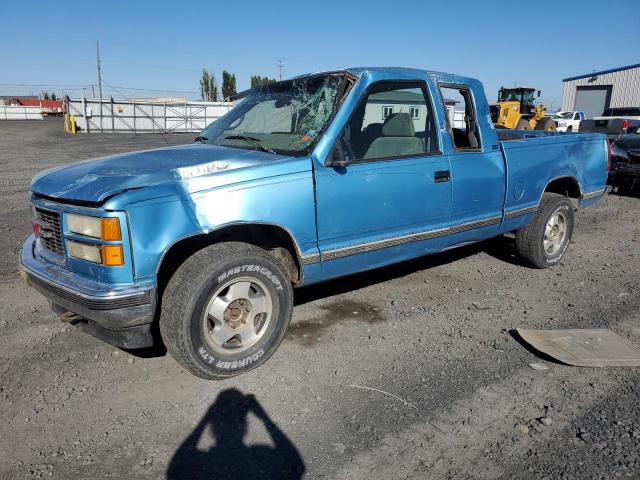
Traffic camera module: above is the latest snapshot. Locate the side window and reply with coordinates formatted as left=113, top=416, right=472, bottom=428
left=439, top=85, right=481, bottom=151
left=574, top=112, right=580, bottom=120
left=339, top=81, right=439, bottom=162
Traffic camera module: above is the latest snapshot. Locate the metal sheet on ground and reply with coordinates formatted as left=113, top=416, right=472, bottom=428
left=516, top=328, right=640, bottom=367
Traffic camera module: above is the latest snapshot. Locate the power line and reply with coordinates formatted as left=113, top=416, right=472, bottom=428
left=0, top=82, right=198, bottom=95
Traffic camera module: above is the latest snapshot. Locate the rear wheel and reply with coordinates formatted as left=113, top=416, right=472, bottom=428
left=535, top=117, right=557, bottom=132
left=160, top=242, right=293, bottom=379
left=515, top=193, right=574, bottom=268
left=516, top=118, right=531, bottom=130
left=566, top=126, right=573, bottom=132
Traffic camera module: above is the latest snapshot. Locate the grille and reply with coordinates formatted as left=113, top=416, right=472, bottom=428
left=35, top=207, right=64, bottom=255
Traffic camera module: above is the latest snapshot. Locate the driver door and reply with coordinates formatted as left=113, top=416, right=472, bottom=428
left=313, top=78, right=453, bottom=277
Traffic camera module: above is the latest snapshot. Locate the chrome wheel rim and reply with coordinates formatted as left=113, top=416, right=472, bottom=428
left=543, top=211, right=567, bottom=256
left=203, top=277, right=272, bottom=354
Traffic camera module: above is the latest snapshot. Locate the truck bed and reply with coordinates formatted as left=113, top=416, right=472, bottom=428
left=497, top=129, right=608, bottom=212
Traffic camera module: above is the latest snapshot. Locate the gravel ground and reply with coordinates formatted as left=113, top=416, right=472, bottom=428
left=0, top=119, right=639, bottom=479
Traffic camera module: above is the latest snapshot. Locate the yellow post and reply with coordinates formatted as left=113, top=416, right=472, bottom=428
left=64, top=113, right=69, bottom=132
left=70, top=114, right=76, bottom=134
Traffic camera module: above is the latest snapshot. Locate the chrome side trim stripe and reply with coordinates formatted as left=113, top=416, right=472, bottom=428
left=321, top=215, right=502, bottom=261
left=300, top=253, right=321, bottom=265
left=504, top=204, right=539, bottom=220
left=582, top=188, right=606, bottom=200
left=303, top=206, right=542, bottom=266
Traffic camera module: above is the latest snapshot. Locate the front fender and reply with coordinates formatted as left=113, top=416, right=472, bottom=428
left=126, top=170, right=318, bottom=281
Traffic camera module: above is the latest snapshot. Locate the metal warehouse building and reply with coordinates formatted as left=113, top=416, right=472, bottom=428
left=561, top=63, right=640, bottom=119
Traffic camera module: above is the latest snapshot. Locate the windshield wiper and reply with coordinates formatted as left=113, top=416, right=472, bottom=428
left=194, top=136, right=209, bottom=143
left=224, top=135, right=277, bottom=155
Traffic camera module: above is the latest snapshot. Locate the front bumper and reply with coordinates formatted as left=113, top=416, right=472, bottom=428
left=19, top=235, right=156, bottom=349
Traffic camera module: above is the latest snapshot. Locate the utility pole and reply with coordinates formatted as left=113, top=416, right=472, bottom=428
left=277, top=59, right=284, bottom=81
left=96, top=40, right=103, bottom=131
left=96, top=41, right=103, bottom=100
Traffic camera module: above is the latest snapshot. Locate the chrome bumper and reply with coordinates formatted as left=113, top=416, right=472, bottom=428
left=19, top=235, right=156, bottom=348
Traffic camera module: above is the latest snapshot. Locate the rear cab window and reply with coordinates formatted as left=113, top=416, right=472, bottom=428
left=439, top=84, right=481, bottom=151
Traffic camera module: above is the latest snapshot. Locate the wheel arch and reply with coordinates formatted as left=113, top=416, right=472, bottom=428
left=542, top=176, right=582, bottom=206
left=156, top=222, right=304, bottom=295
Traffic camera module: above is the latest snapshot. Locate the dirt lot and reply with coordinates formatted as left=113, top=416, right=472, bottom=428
left=1, top=119, right=639, bottom=479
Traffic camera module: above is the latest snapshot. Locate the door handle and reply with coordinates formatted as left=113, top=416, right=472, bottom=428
left=434, top=170, right=450, bottom=183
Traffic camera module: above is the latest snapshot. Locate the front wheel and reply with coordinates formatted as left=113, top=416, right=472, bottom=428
left=515, top=193, right=575, bottom=268
left=535, top=117, right=557, bottom=132
left=160, top=242, right=293, bottom=379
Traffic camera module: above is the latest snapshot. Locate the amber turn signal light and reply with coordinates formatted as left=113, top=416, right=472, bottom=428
left=102, top=245, right=124, bottom=266
left=101, top=218, right=121, bottom=241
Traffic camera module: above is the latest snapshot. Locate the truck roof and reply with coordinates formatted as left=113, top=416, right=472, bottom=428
left=344, top=66, right=479, bottom=84
left=235, top=68, right=484, bottom=101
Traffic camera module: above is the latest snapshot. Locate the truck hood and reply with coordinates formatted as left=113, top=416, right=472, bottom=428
left=31, top=144, right=295, bottom=203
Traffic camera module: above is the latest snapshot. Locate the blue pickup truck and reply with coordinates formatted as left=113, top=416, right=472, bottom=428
left=20, top=68, right=609, bottom=379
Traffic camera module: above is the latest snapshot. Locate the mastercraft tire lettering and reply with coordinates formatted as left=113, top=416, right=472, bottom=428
left=159, top=242, right=293, bottom=379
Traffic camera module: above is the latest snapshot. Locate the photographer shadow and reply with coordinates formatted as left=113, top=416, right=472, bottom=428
left=167, top=388, right=305, bottom=480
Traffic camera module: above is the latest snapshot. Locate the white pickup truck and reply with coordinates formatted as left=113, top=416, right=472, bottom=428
left=553, top=111, right=585, bottom=132
left=580, top=107, right=640, bottom=140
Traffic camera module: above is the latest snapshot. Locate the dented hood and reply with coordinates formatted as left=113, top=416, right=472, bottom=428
left=31, top=144, right=291, bottom=203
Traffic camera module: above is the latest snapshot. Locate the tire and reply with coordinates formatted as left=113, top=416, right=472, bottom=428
left=515, top=193, right=574, bottom=268
left=535, top=117, right=557, bottom=132
left=566, top=126, right=573, bottom=132
left=516, top=118, right=530, bottom=130
left=159, top=242, right=293, bottom=379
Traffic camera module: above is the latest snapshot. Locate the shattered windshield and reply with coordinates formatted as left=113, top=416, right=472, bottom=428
left=199, top=74, right=346, bottom=156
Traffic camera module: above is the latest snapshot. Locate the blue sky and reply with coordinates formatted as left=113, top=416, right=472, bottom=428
left=1, top=0, right=638, bottom=109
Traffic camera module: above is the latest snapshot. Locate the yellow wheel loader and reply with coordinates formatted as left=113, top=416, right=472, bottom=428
left=490, top=87, right=556, bottom=131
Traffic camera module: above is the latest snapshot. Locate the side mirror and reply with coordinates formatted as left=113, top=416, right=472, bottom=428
left=326, top=139, right=351, bottom=168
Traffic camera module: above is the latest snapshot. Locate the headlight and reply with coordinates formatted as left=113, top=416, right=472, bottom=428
left=66, top=240, right=102, bottom=263
left=66, top=240, right=124, bottom=266
left=67, top=214, right=121, bottom=241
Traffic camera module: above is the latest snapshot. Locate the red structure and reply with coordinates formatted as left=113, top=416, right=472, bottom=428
left=4, top=98, right=63, bottom=114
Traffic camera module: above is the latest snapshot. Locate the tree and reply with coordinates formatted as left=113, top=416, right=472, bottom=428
left=222, top=71, right=237, bottom=100
left=200, top=69, right=210, bottom=101
left=200, top=69, right=219, bottom=102
left=51, top=92, right=57, bottom=101
left=209, top=74, right=218, bottom=102
left=42, top=91, right=50, bottom=100
left=250, top=75, right=277, bottom=88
